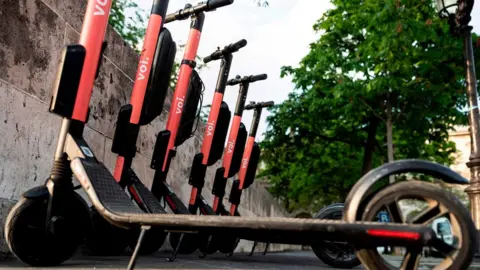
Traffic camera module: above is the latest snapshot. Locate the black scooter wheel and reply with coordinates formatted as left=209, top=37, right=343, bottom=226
left=5, top=193, right=91, bottom=266
left=84, top=206, right=129, bottom=256
left=128, top=226, right=167, bottom=255
left=217, top=235, right=238, bottom=254
left=197, top=233, right=218, bottom=254
left=169, top=233, right=200, bottom=254
left=358, top=181, right=476, bottom=270
left=311, top=203, right=360, bottom=269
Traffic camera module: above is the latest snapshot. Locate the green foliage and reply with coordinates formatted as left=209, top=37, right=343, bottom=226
left=109, top=0, right=146, bottom=50
left=262, top=0, right=478, bottom=213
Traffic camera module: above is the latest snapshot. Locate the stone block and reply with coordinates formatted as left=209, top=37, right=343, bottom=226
left=0, top=198, right=17, bottom=253
left=120, top=44, right=139, bottom=80
left=41, top=0, right=87, bottom=32
left=104, top=25, right=126, bottom=69
left=0, top=0, right=66, bottom=102
left=88, top=58, right=132, bottom=138
left=0, top=80, right=60, bottom=200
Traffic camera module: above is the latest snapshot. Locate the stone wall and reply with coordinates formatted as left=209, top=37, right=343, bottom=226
left=0, top=0, right=297, bottom=254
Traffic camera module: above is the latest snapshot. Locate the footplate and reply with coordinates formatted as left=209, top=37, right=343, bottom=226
left=72, top=158, right=143, bottom=218
left=73, top=157, right=436, bottom=248
left=128, top=169, right=166, bottom=214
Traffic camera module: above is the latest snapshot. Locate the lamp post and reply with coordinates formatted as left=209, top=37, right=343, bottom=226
left=436, top=0, right=480, bottom=251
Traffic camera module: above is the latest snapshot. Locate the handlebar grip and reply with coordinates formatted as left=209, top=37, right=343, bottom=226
left=204, top=50, right=223, bottom=63
left=250, top=74, right=268, bottom=82
left=262, top=101, right=275, bottom=107
left=226, top=39, right=247, bottom=52
left=245, top=101, right=275, bottom=110
left=203, top=55, right=214, bottom=64
left=207, top=0, right=234, bottom=10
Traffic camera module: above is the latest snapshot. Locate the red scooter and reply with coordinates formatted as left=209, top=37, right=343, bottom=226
left=6, top=0, right=475, bottom=269
left=86, top=0, right=176, bottom=255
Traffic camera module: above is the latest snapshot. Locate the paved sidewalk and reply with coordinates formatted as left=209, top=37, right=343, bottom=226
left=1, top=251, right=480, bottom=269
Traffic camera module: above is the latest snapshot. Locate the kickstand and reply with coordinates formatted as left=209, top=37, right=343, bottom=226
left=226, top=238, right=240, bottom=257
left=127, top=226, right=150, bottom=270
left=248, top=241, right=258, bottom=256
left=263, top=242, right=270, bottom=255
left=167, top=233, right=185, bottom=262
left=199, top=235, right=212, bottom=259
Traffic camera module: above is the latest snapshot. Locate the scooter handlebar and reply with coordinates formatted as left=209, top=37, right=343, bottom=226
left=227, top=75, right=242, bottom=85
left=203, top=39, right=247, bottom=63
left=165, top=0, right=234, bottom=23
left=203, top=51, right=222, bottom=63
left=245, top=101, right=275, bottom=110
left=207, top=0, right=235, bottom=10
left=227, top=74, right=268, bottom=85
left=225, top=39, right=247, bottom=52
left=250, top=74, right=268, bottom=82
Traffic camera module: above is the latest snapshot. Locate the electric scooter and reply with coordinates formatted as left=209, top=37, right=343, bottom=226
left=5, top=0, right=477, bottom=269
left=86, top=0, right=178, bottom=256
left=222, top=100, right=273, bottom=256
left=167, top=39, right=249, bottom=258
left=201, top=74, right=267, bottom=255
left=117, top=1, right=235, bottom=260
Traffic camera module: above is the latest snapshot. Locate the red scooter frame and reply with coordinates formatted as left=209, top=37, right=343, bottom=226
left=229, top=101, right=273, bottom=214
left=6, top=0, right=476, bottom=269
left=210, top=75, right=267, bottom=215
left=164, top=39, right=249, bottom=260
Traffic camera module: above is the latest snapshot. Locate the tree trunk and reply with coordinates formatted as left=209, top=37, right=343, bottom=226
left=386, top=105, right=395, bottom=183
left=362, top=118, right=380, bottom=175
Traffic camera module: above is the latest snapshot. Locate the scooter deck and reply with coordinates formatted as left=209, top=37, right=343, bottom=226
left=128, top=169, right=166, bottom=214
left=72, top=158, right=436, bottom=248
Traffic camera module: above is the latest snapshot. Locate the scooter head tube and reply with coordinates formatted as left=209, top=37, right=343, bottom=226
left=71, top=0, right=114, bottom=122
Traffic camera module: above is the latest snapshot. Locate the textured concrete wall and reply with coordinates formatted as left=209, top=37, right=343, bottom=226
left=0, top=0, right=297, bottom=254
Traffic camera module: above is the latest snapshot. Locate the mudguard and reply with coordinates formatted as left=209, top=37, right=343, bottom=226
left=23, top=186, right=50, bottom=200
left=344, top=159, right=469, bottom=223
left=228, top=123, right=247, bottom=178
left=208, top=102, right=231, bottom=166
left=139, top=28, right=177, bottom=125
left=243, top=142, right=260, bottom=189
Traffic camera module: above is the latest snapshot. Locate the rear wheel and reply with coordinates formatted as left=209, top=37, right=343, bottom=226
left=358, top=181, right=475, bottom=270
left=5, top=192, right=91, bottom=266
left=198, top=234, right=219, bottom=254
left=169, top=233, right=200, bottom=254
left=217, top=235, right=239, bottom=254
left=84, top=206, right=129, bottom=256
left=311, top=203, right=360, bottom=268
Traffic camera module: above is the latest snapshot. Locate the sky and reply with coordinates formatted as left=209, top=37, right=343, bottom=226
left=133, top=0, right=480, bottom=141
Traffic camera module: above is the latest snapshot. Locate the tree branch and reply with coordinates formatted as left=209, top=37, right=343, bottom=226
left=360, top=97, right=386, bottom=123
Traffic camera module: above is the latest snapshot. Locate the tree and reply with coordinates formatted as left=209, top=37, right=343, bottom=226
left=109, top=0, right=146, bottom=50
left=261, top=0, right=478, bottom=212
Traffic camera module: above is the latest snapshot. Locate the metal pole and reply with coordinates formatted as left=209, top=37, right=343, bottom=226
left=462, top=28, right=480, bottom=253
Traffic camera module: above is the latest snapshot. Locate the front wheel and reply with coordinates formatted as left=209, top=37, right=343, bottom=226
left=5, top=192, right=91, bottom=266
left=169, top=233, right=200, bottom=254
left=358, top=181, right=476, bottom=270
left=311, top=203, right=360, bottom=269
